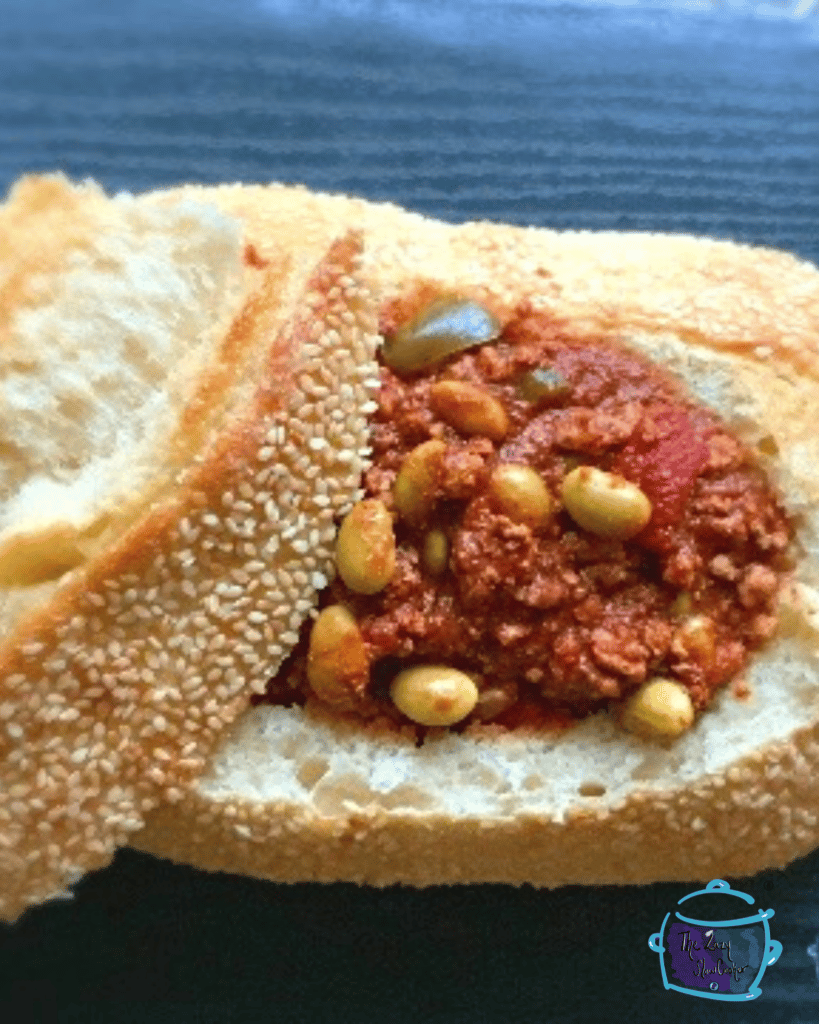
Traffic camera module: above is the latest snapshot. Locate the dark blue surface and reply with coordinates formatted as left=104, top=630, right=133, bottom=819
left=2, top=1, right=819, bottom=1020
left=2, top=0, right=819, bottom=254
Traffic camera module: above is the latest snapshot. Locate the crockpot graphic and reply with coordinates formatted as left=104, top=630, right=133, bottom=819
left=649, top=879, right=782, bottom=1001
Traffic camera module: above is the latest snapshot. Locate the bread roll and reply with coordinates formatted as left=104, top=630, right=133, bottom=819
left=128, top=183, right=819, bottom=888
left=0, top=175, right=380, bottom=922
left=5, top=175, right=819, bottom=920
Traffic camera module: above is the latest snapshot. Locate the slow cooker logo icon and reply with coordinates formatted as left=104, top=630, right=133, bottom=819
left=649, top=879, right=782, bottom=1001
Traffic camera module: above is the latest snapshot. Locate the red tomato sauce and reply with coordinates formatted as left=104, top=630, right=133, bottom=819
left=258, top=303, right=793, bottom=739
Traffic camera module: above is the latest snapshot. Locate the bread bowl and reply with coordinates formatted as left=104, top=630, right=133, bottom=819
left=130, top=182, right=819, bottom=889
left=4, top=175, right=819, bottom=920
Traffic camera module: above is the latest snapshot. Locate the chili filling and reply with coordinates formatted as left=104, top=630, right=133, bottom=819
left=256, top=300, right=793, bottom=739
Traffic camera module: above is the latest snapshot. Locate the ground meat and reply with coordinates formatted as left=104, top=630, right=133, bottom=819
left=554, top=402, right=643, bottom=453
left=439, top=439, right=494, bottom=498
left=738, top=564, right=780, bottom=608
left=257, top=303, right=794, bottom=734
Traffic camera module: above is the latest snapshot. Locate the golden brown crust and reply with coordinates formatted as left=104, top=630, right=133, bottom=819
left=0, top=224, right=380, bottom=922
left=132, top=184, right=819, bottom=890
left=134, top=721, right=819, bottom=887
left=154, top=182, right=819, bottom=379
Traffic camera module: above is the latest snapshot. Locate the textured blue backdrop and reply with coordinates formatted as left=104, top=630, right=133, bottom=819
left=2, top=0, right=818, bottom=258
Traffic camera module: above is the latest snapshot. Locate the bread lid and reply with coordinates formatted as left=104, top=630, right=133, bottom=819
left=0, top=176, right=380, bottom=921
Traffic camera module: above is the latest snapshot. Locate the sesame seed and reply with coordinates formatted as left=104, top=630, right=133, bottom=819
left=0, top=225, right=385, bottom=922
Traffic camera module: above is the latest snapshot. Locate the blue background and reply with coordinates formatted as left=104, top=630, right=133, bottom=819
left=2, top=1, right=819, bottom=1020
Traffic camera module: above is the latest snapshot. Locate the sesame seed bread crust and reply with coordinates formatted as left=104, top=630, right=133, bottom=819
left=151, top=181, right=819, bottom=380
left=0, top=179, right=380, bottom=922
left=132, top=183, right=819, bottom=887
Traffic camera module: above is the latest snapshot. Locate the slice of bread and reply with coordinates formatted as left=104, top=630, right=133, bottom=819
left=0, top=175, right=380, bottom=921
left=128, top=183, right=819, bottom=887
